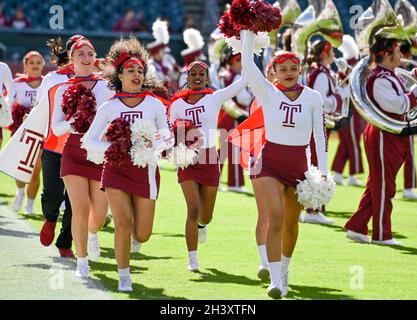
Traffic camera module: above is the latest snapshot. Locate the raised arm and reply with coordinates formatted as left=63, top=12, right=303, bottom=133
left=240, top=30, right=275, bottom=107
left=51, top=87, right=72, bottom=136
left=211, top=74, right=248, bottom=106
left=312, top=92, right=328, bottom=176
left=83, top=103, right=111, bottom=153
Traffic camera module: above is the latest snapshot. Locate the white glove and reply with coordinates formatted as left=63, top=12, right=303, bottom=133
left=410, top=84, right=417, bottom=98
left=339, top=86, right=351, bottom=100
left=335, top=58, right=348, bottom=73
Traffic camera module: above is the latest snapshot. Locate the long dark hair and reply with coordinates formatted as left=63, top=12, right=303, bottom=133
left=306, top=40, right=329, bottom=66
left=46, top=35, right=85, bottom=66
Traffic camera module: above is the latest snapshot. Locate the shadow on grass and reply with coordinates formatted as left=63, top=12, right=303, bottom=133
left=95, top=273, right=187, bottom=300
left=286, top=284, right=355, bottom=300
left=0, top=226, right=38, bottom=238
left=153, top=232, right=185, bottom=239
left=190, top=268, right=261, bottom=287
left=0, top=193, right=14, bottom=198
left=18, top=213, right=45, bottom=222
left=99, top=246, right=175, bottom=262
left=322, top=210, right=355, bottom=219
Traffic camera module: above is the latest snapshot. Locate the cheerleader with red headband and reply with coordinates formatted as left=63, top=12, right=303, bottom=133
left=168, top=59, right=248, bottom=273
left=83, top=37, right=173, bottom=292
left=51, top=37, right=114, bottom=277
left=240, top=30, right=328, bottom=299
left=9, top=51, right=44, bottom=215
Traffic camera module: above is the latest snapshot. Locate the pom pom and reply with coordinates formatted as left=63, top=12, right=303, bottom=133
left=167, top=143, right=199, bottom=169
left=229, top=0, right=255, bottom=30
left=130, top=119, right=159, bottom=168
left=218, top=12, right=238, bottom=38
left=9, top=103, right=31, bottom=134
left=249, top=0, right=282, bottom=34
left=225, top=32, right=270, bottom=56
left=104, top=118, right=132, bottom=166
left=295, top=167, right=336, bottom=210
left=0, top=96, right=13, bottom=127
left=61, top=84, right=97, bottom=134
left=80, top=136, right=105, bottom=165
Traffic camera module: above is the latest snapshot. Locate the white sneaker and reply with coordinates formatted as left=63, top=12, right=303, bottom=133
left=59, top=201, right=66, bottom=212
left=75, top=262, right=90, bottom=278
left=24, top=204, right=35, bottom=215
left=257, top=266, right=270, bottom=282
left=118, top=276, right=133, bottom=292
left=372, top=239, right=402, bottom=246
left=131, top=236, right=141, bottom=253
left=300, top=212, right=334, bottom=225
left=267, top=284, right=282, bottom=299
left=403, top=189, right=417, bottom=200
left=333, top=173, right=344, bottom=185
left=218, top=185, right=227, bottom=192
left=188, top=259, right=199, bottom=272
left=227, top=186, right=248, bottom=193
left=348, top=176, right=363, bottom=187
left=12, top=194, right=24, bottom=212
left=87, top=233, right=101, bottom=261
left=346, top=230, right=371, bottom=244
left=281, top=269, right=289, bottom=297
left=198, top=225, right=207, bottom=243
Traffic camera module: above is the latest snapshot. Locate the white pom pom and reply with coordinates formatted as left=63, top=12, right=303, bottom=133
left=183, top=28, right=204, bottom=51
left=225, top=32, right=270, bottom=56
left=0, top=96, right=13, bottom=127
left=80, top=135, right=105, bottom=164
left=295, top=166, right=336, bottom=210
left=130, top=120, right=159, bottom=168
left=152, top=18, right=169, bottom=44
left=167, top=143, right=199, bottom=169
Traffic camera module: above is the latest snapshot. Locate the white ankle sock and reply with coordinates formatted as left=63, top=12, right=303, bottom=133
left=88, top=231, right=98, bottom=239
left=268, top=261, right=282, bottom=287
left=77, top=256, right=88, bottom=266
left=281, top=255, right=291, bottom=270
left=17, top=187, right=25, bottom=197
left=118, top=267, right=130, bottom=278
left=188, top=250, right=197, bottom=262
left=257, top=245, right=269, bottom=268
left=26, top=198, right=35, bottom=207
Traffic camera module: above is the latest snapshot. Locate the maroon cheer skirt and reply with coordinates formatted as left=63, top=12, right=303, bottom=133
left=178, top=147, right=220, bottom=187
left=60, top=133, right=103, bottom=181
left=101, top=158, right=160, bottom=200
left=250, top=141, right=308, bottom=188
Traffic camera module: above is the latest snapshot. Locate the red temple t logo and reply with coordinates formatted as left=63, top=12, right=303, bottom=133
left=185, top=106, right=205, bottom=127
left=18, top=129, right=44, bottom=174
left=121, top=111, right=143, bottom=124
left=279, top=102, right=302, bottom=128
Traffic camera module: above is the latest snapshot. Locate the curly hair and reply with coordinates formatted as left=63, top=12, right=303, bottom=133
left=46, top=36, right=85, bottom=66
left=370, top=36, right=398, bottom=64
left=102, top=36, right=166, bottom=93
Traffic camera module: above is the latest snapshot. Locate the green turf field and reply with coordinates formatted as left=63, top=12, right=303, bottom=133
left=1, top=129, right=417, bottom=300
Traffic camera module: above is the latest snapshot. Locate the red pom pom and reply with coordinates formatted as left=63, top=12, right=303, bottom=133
left=249, top=0, right=282, bottom=33
left=230, top=0, right=255, bottom=31
left=9, top=103, right=31, bottom=135
left=172, top=118, right=203, bottom=148
left=61, top=84, right=97, bottom=134
left=218, top=11, right=238, bottom=38
left=104, top=118, right=132, bottom=166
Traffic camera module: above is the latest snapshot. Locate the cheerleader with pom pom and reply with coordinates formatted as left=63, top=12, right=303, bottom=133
left=10, top=51, right=44, bottom=215
left=51, top=38, right=114, bottom=278
left=83, top=37, right=173, bottom=292
left=168, top=60, right=248, bottom=273
left=240, top=28, right=332, bottom=298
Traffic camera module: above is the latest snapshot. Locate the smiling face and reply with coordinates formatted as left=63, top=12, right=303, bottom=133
left=24, top=55, right=44, bottom=78
left=70, top=45, right=96, bottom=76
left=274, top=59, right=300, bottom=88
left=118, top=64, right=145, bottom=92
left=187, top=64, right=209, bottom=90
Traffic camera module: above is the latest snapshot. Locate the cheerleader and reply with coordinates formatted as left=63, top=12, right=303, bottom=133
left=51, top=38, right=114, bottom=277
left=301, top=39, right=350, bottom=225
left=0, top=62, right=15, bottom=148
left=168, top=60, right=248, bottom=272
left=38, top=35, right=83, bottom=257
left=84, top=37, right=173, bottom=292
left=241, top=30, right=328, bottom=299
left=345, top=37, right=417, bottom=245
left=10, top=51, right=44, bottom=215
left=218, top=48, right=253, bottom=192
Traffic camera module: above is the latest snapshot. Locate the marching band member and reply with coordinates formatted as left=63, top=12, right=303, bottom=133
left=302, top=39, right=350, bottom=225
left=178, top=28, right=206, bottom=89
left=38, top=35, right=82, bottom=258
left=10, top=51, right=44, bottom=215
left=168, top=60, right=248, bottom=273
left=241, top=30, right=328, bottom=298
left=84, top=37, right=173, bottom=291
left=218, top=48, right=253, bottom=193
left=345, top=36, right=417, bottom=245
left=51, top=38, right=114, bottom=277
left=0, top=62, right=15, bottom=148
left=331, top=35, right=365, bottom=187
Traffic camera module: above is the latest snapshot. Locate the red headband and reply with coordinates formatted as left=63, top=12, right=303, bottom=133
left=320, top=42, right=332, bottom=60
left=123, top=58, right=144, bottom=69
left=227, top=54, right=241, bottom=65
left=274, top=52, right=300, bottom=65
left=187, top=61, right=209, bottom=71
left=113, top=51, right=145, bottom=69
left=69, top=39, right=95, bottom=56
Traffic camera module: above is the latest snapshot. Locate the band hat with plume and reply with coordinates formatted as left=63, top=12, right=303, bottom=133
left=147, top=18, right=170, bottom=55
left=181, top=28, right=206, bottom=65
left=339, top=35, right=359, bottom=60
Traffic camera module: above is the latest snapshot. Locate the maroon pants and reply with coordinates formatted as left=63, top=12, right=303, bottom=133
left=331, top=110, right=364, bottom=175
left=345, top=124, right=410, bottom=241
left=218, top=112, right=244, bottom=188
left=403, top=135, right=416, bottom=189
